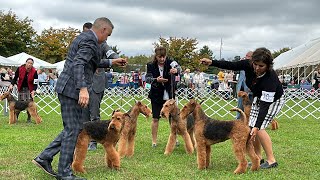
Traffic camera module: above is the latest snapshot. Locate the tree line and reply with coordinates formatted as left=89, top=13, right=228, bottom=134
left=0, top=10, right=290, bottom=74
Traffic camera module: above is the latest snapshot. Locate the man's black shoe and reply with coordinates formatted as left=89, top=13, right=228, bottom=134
left=56, top=174, right=86, bottom=180
left=32, top=156, right=57, bottom=177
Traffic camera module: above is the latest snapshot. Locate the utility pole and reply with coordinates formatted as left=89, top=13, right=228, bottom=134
left=219, top=38, right=222, bottom=60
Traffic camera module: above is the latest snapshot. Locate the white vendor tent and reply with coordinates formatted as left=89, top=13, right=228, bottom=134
left=0, top=55, right=20, bottom=66
left=274, top=37, right=320, bottom=82
left=8, top=52, right=56, bottom=69
left=53, top=60, right=65, bottom=75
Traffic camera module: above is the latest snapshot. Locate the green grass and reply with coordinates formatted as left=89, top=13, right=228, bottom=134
left=0, top=105, right=320, bottom=180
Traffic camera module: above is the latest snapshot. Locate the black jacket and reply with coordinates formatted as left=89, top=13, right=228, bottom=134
left=146, top=58, right=175, bottom=103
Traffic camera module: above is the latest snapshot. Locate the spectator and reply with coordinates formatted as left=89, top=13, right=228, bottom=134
left=146, top=47, right=179, bottom=147
left=8, top=58, right=38, bottom=123
left=313, top=67, right=320, bottom=90
left=236, top=51, right=253, bottom=119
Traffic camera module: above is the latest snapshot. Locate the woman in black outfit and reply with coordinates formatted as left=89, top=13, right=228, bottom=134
left=146, top=47, right=179, bottom=147
left=200, top=47, right=285, bottom=169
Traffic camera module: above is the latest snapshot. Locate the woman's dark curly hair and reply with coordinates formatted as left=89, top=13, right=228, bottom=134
left=252, top=47, right=274, bottom=70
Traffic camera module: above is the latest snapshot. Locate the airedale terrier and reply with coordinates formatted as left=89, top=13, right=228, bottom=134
left=0, top=91, right=42, bottom=124
left=160, top=99, right=194, bottom=155
left=181, top=99, right=259, bottom=174
left=72, top=110, right=129, bottom=173
left=238, top=91, right=279, bottom=130
left=118, top=101, right=152, bottom=158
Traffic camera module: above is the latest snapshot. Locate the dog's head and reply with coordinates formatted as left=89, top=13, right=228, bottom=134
left=0, top=91, right=11, bottom=101
left=237, top=91, right=248, bottom=99
left=135, top=101, right=152, bottom=118
left=180, top=99, right=198, bottom=118
left=108, top=111, right=129, bottom=132
left=160, top=99, right=177, bottom=119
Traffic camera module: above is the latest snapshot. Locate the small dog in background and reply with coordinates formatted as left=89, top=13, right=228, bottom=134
left=0, top=91, right=42, bottom=124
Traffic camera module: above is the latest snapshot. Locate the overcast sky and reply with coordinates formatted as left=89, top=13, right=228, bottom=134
left=1, top=0, right=320, bottom=59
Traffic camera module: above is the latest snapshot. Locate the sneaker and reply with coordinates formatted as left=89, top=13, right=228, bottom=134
left=248, top=159, right=265, bottom=167
left=260, top=161, right=278, bottom=169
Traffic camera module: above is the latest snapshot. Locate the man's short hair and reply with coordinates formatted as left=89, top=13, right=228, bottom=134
left=83, top=22, right=92, bottom=31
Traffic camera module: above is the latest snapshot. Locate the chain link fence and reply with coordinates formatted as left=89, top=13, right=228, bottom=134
left=1, top=85, right=319, bottom=120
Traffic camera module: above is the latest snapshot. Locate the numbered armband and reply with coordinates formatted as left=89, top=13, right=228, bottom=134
left=260, top=91, right=275, bottom=102
left=33, top=79, right=39, bottom=85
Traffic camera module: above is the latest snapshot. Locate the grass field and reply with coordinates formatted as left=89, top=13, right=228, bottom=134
left=0, top=102, right=319, bottom=180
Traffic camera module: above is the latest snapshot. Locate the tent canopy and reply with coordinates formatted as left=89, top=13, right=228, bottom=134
left=8, top=52, right=56, bottom=69
left=274, top=38, right=320, bottom=70
left=53, top=60, right=65, bottom=74
left=0, top=55, right=20, bottom=66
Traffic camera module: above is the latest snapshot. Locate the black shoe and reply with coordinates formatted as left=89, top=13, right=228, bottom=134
left=248, top=159, right=265, bottom=167
left=32, top=156, right=57, bottom=177
left=88, top=142, right=97, bottom=151
left=260, top=161, right=278, bottom=169
left=56, top=174, right=86, bottom=180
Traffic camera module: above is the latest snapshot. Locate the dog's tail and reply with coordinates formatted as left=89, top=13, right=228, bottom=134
left=230, top=107, right=248, bottom=125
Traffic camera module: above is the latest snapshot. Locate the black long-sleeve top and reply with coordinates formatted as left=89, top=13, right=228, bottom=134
left=210, top=60, right=283, bottom=128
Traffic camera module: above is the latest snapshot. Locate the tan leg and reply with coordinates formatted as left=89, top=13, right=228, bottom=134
left=164, top=131, right=177, bottom=155
left=126, top=133, right=135, bottom=157
left=103, top=143, right=120, bottom=170
left=196, top=140, right=207, bottom=169
left=9, top=109, right=15, bottom=124
left=182, top=131, right=194, bottom=154
left=232, top=140, right=247, bottom=174
left=27, top=106, right=42, bottom=124
left=257, top=129, right=276, bottom=164
left=246, top=139, right=260, bottom=171
left=72, top=131, right=90, bottom=173
left=151, top=119, right=159, bottom=145
left=118, top=134, right=128, bottom=158
left=205, top=145, right=211, bottom=168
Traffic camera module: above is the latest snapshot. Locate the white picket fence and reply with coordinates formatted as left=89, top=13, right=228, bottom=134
left=1, top=85, right=319, bottom=120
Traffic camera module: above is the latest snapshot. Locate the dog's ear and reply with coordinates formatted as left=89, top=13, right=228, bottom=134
left=112, top=109, right=121, bottom=115
left=137, top=101, right=142, bottom=105
left=169, top=99, right=176, bottom=105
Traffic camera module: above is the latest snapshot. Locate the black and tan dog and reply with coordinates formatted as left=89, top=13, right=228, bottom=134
left=160, top=99, right=194, bottom=155
left=181, top=99, right=259, bottom=174
left=72, top=110, right=129, bottom=173
left=117, top=101, right=152, bottom=158
left=0, top=91, right=42, bottom=124
left=237, top=91, right=279, bottom=130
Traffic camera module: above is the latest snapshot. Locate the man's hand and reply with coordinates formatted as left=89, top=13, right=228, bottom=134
left=200, top=58, right=213, bottom=66
left=78, top=87, right=89, bottom=108
left=112, top=58, right=128, bottom=67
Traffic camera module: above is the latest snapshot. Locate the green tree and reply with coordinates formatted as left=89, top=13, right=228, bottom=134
left=0, top=10, right=37, bottom=57
left=31, top=27, right=80, bottom=63
left=272, top=47, right=291, bottom=59
left=199, top=45, right=214, bottom=59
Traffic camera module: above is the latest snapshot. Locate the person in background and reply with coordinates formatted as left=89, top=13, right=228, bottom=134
left=200, top=47, right=285, bottom=169
left=236, top=51, right=253, bottom=119
left=146, top=47, right=179, bottom=147
left=313, top=67, right=320, bottom=90
left=8, top=58, right=38, bottom=123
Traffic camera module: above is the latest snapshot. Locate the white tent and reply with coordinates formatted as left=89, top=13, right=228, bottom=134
left=274, top=38, right=320, bottom=70
left=53, top=60, right=65, bottom=74
left=8, top=52, right=56, bottom=69
left=274, top=37, right=320, bottom=82
left=0, top=55, right=20, bottom=66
